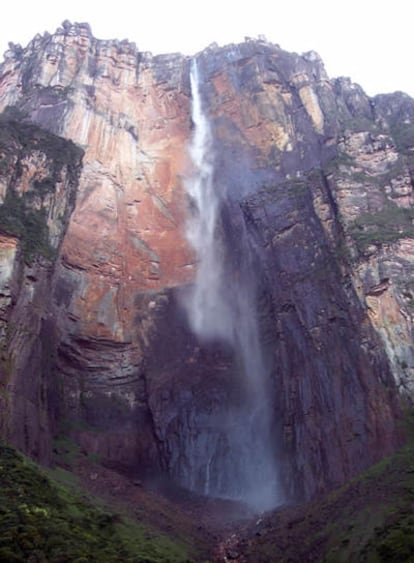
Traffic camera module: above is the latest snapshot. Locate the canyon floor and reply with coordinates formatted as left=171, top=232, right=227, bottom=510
left=1, top=411, right=414, bottom=562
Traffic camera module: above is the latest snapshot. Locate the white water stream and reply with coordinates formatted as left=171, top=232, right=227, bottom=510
left=182, top=59, right=281, bottom=511
left=184, top=61, right=233, bottom=342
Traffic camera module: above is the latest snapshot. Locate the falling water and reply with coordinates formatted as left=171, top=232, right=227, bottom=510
left=182, top=59, right=281, bottom=512
left=184, top=61, right=233, bottom=342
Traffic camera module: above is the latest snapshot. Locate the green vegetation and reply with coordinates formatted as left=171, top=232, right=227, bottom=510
left=52, top=434, right=82, bottom=468
left=0, top=188, right=55, bottom=263
left=342, top=116, right=381, bottom=134
left=327, top=148, right=406, bottom=191
left=0, top=109, right=83, bottom=264
left=391, top=123, right=414, bottom=155
left=51, top=432, right=102, bottom=468
left=330, top=151, right=356, bottom=168
left=243, top=410, right=414, bottom=562
left=260, top=176, right=311, bottom=200
left=0, top=441, right=196, bottom=562
left=349, top=201, right=414, bottom=250
left=323, top=413, right=414, bottom=563
left=0, top=106, right=82, bottom=176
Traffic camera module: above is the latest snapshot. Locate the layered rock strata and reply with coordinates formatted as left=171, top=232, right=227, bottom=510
left=0, top=23, right=412, bottom=500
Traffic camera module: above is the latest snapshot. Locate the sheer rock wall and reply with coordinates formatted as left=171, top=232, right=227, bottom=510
left=0, top=23, right=411, bottom=500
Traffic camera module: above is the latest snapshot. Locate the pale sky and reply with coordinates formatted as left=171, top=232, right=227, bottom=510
left=1, top=0, right=412, bottom=97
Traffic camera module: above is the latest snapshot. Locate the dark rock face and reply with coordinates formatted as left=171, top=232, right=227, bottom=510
left=242, top=174, right=397, bottom=499
left=0, top=116, right=83, bottom=462
left=0, top=24, right=411, bottom=503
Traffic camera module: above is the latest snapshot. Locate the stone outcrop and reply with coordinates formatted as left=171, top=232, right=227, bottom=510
left=0, top=23, right=412, bottom=502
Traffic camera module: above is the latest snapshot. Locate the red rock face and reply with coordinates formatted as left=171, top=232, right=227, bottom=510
left=0, top=26, right=194, bottom=409
left=0, top=25, right=201, bottom=477
left=0, top=24, right=411, bottom=502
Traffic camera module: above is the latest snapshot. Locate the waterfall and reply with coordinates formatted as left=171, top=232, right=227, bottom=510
left=184, top=61, right=233, bottom=342
left=181, top=58, right=281, bottom=512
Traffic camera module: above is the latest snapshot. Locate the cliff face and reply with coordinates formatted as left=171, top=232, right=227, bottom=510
left=0, top=23, right=412, bottom=502
left=0, top=23, right=194, bottom=474
left=0, top=113, right=82, bottom=461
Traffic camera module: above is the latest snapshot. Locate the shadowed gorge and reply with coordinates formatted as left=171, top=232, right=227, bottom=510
left=0, top=20, right=413, bottom=560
